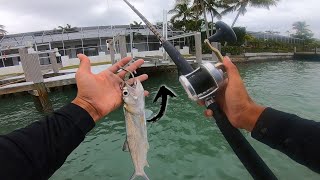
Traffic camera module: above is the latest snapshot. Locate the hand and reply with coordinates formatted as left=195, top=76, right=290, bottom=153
left=203, top=57, right=266, bottom=132
left=72, top=54, right=148, bottom=122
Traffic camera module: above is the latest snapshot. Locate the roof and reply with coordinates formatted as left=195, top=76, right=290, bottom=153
left=0, top=25, right=183, bottom=50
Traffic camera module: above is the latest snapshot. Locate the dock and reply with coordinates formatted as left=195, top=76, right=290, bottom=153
left=0, top=59, right=200, bottom=97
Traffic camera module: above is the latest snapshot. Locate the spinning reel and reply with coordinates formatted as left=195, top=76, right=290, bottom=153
left=179, top=21, right=237, bottom=102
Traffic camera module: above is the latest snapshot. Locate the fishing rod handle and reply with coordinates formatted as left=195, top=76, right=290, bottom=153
left=207, top=103, right=277, bottom=180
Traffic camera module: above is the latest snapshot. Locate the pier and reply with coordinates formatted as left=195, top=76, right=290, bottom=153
left=0, top=61, right=197, bottom=97
left=0, top=21, right=205, bottom=111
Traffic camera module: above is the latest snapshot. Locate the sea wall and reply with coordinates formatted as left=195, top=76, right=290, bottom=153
left=293, top=52, right=320, bottom=60
left=231, top=52, right=294, bottom=62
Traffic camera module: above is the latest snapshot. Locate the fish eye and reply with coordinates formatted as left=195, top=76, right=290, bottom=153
left=123, top=90, right=129, bottom=97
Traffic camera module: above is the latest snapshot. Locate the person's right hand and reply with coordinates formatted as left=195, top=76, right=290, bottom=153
left=72, top=54, right=148, bottom=122
left=204, top=57, right=266, bottom=132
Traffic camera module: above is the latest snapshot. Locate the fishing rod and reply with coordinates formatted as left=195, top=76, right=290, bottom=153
left=123, top=0, right=277, bottom=179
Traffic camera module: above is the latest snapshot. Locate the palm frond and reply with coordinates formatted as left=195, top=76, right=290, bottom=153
left=250, top=0, right=279, bottom=9
left=211, top=8, right=222, bottom=19
left=0, top=29, right=7, bottom=35
left=168, top=9, right=178, bottom=14
left=221, top=4, right=239, bottom=15
left=170, top=14, right=182, bottom=22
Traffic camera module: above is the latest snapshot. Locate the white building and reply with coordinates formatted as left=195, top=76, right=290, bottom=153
left=0, top=25, right=184, bottom=68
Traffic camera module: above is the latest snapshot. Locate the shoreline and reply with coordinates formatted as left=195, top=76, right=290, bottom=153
left=229, top=52, right=294, bottom=63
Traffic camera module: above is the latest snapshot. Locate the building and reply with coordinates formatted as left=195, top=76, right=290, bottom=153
left=0, top=25, right=184, bottom=68
left=247, top=31, right=304, bottom=44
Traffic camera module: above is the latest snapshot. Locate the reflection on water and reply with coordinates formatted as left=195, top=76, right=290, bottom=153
left=0, top=60, right=320, bottom=179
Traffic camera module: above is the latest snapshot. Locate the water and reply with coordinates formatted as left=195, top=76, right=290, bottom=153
left=1, top=60, right=320, bottom=179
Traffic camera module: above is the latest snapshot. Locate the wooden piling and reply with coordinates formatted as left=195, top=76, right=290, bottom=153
left=119, top=35, right=127, bottom=59
left=18, top=48, right=53, bottom=112
left=31, top=83, right=53, bottom=112
left=194, top=32, right=202, bottom=65
left=49, top=52, right=59, bottom=73
left=108, top=39, right=116, bottom=64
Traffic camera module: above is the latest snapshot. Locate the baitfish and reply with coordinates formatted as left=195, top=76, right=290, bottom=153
left=122, top=78, right=150, bottom=180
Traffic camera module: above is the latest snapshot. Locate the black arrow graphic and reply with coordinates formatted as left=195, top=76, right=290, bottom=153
left=147, top=85, right=176, bottom=123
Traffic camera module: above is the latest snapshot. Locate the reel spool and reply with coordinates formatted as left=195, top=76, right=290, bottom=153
left=180, top=21, right=236, bottom=102
left=179, top=62, right=225, bottom=101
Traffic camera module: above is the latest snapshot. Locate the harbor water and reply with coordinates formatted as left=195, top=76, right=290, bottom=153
left=1, top=59, right=320, bottom=179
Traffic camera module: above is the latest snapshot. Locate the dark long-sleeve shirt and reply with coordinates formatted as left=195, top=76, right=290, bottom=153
left=252, top=107, right=320, bottom=173
left=0, top=103, right=95, bottom=180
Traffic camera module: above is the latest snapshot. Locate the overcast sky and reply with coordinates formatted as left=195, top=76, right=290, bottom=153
left=0, top=0, right=319, bottom=38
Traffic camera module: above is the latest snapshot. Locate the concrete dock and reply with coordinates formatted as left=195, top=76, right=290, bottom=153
left=1, top=51, right=301, bottom=97
left=0, top=60, right=198, bottom=96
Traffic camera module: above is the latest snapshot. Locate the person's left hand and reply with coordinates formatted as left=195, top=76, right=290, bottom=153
left=72, top=54, right=148, bottom=122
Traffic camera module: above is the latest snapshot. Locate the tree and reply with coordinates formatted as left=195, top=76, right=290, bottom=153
left=192, top=0, right=210, bottom=38
left=168, top=0, right=194, bottom=31
left=130, top=21, right=143, bottom=29
left=231, top=27, right=247, bottom=46
left=222, top=0, right=279, bottom=27
left=206, top=0, right=228, bottom=34
left=192, top=0, right=226, bottom=37
left=291, top=21, right=314, bottom=40
left=170, top=0, right=226, bottom=35
left=128, top=21, right=144, bottom=43
left=0, top=24, right=8, bottom=36
left=57, top=24, right=76, bottom=32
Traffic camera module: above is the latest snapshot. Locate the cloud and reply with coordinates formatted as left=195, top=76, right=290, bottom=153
left=220, top=0, right=320, bottom=38
left=0, top=0, right=319, bottom=38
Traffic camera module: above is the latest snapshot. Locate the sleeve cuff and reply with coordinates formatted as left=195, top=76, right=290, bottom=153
left=56, top=103, right=95, bottom=134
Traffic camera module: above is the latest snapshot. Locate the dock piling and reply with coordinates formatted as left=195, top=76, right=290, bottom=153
left=19, top=48, right=53, bottom=112
left=108, top=39, right=116, bottom=64
left=119, top=35, right=128, bottom=59
left=49, top=52, right=59, bottom=73
left=194, top=33, right=202, bottom=65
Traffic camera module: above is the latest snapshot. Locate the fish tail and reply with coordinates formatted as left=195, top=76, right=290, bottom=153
left=129, top=171, right=150, bottom=180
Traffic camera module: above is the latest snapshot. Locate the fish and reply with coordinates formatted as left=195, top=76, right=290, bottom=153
left=122, top=78, right=150, bottom=180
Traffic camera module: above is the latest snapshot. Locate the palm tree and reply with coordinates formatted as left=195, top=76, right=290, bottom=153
left=58, top=25, right=64, bottom=31
left=192, top=0, right=228, bottom=38
left=130, top=21, right=143, bottom=29
left=205, top=0, right=228, bottom=34
left=66, top=24, right=72, bottom=29
left=192, top=0, right=210, bottom=38
left=0, top=25, right=8, bottom=36
left=168, top=0, right=193, bottom=31
left=222, top=0, right=279, bottom=27
left=57, top=24, right=75, bottom=32
left=292, top=21, right=313, bottom=40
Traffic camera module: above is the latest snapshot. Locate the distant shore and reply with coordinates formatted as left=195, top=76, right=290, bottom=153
left=202, top=52, right=294, bottom=63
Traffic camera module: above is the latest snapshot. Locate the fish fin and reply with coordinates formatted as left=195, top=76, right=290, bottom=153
left=130, top=171, right=150, bottom=180
left=122, top=140, right=129, bottom=152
